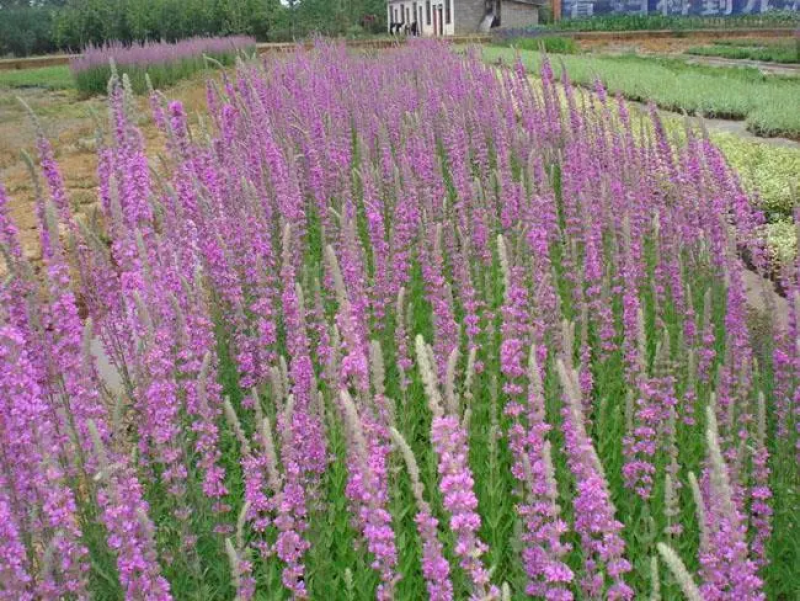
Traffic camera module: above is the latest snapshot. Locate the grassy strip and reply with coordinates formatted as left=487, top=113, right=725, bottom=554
left=686, top=39, right=800, bottom=64
left=73, top=50, right=244, bottom=95
left=743, top=94, right=800, bottom=138
left=0, top=66, right=74, bottom=90
left=482, top=46, right=800, bottom=138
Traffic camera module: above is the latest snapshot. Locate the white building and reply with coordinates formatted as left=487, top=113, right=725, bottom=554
left=386, top=0, right=543, bottom=36
left=387, top=0, right=456, bottom=36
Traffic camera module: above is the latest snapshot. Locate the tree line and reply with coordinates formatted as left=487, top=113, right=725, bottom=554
left=0, top=0, right=388, bottom=57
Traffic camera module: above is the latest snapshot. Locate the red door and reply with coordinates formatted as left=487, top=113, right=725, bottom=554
left=432, top=8, right=438, bottom=35
left=438, top=5, right=444, bottom=35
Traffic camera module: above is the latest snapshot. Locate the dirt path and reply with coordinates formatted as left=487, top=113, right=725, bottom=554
left=1, top=88, right=100, bottom=265
left=698, top=115, right=800, bottom=149
left=743, top=267, right=790, bottom=330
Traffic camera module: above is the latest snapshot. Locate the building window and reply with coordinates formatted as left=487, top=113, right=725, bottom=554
left=412, top=1, right=417, bottom=23
left=406, top=6, right=411, bottom=23
left=445, top=0, right=451, bottom=24
left=426, top=0, right=431, bottom=24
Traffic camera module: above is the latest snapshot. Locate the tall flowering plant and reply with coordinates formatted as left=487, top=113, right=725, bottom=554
left=0, top=39, right=787, bottom=599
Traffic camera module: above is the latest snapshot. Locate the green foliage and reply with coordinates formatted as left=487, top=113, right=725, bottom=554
left=764, top=218, right=798, bottom=265
left=483, top=46, right=800, bottom=138
left=686, top=39, right=800, bottom=64
left=0, top=65, right=74, bottom=89
left=269, top=0, right=387, bottom=41
left=52, top=0, right=281, bottom=49
left=747, top=96, right=800, bottom=139
left=0, top=7, right=59, bottom=57
left=51, top=0, right=387, bottom=50
left=5, top=0, right=389, bottom=57
left=498, top=36, right=579, bottom=54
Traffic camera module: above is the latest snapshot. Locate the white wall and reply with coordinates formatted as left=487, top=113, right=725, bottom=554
left=388, top=0, right=455, bottom=36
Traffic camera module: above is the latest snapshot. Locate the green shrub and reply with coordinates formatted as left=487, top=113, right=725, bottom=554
left=52, top=0, right=280, bottom=49
left=765, top=219, right=798, bottom=265
left=747, top=92, right=800, bottom=139
left=513, top=36, right=578, bottom=54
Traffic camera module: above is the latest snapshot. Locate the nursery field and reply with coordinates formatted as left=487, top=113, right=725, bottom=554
left=1, top=40, right=799, bottom=601
left=685, top=39, right=800, bottom=64
left=482, top=45, right=800, bottom=139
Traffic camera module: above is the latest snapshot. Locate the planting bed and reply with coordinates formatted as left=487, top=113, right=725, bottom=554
left=71, top=36, right=256, bottom=95
left=0, top=41, right=799, bottom=600
left=686, top=38, right=800, bottom=64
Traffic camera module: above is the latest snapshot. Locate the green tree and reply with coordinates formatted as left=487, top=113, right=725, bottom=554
left=0, top=6, right=58, bottom=55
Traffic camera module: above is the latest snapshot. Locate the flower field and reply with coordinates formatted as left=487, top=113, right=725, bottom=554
left=70, top=36, right=256, bottom=95
left=1, top=40, right=798, bottom=600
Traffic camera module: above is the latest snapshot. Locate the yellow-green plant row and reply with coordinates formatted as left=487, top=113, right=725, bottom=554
left=711, top=134, right=800, bottom=216
left=765, top=219, right=799, bottom=266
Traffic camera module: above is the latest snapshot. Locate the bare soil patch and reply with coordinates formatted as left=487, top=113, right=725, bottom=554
left=0, top=75, right=210, bottom=271
left=577, top=35, right=788, bottom=56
